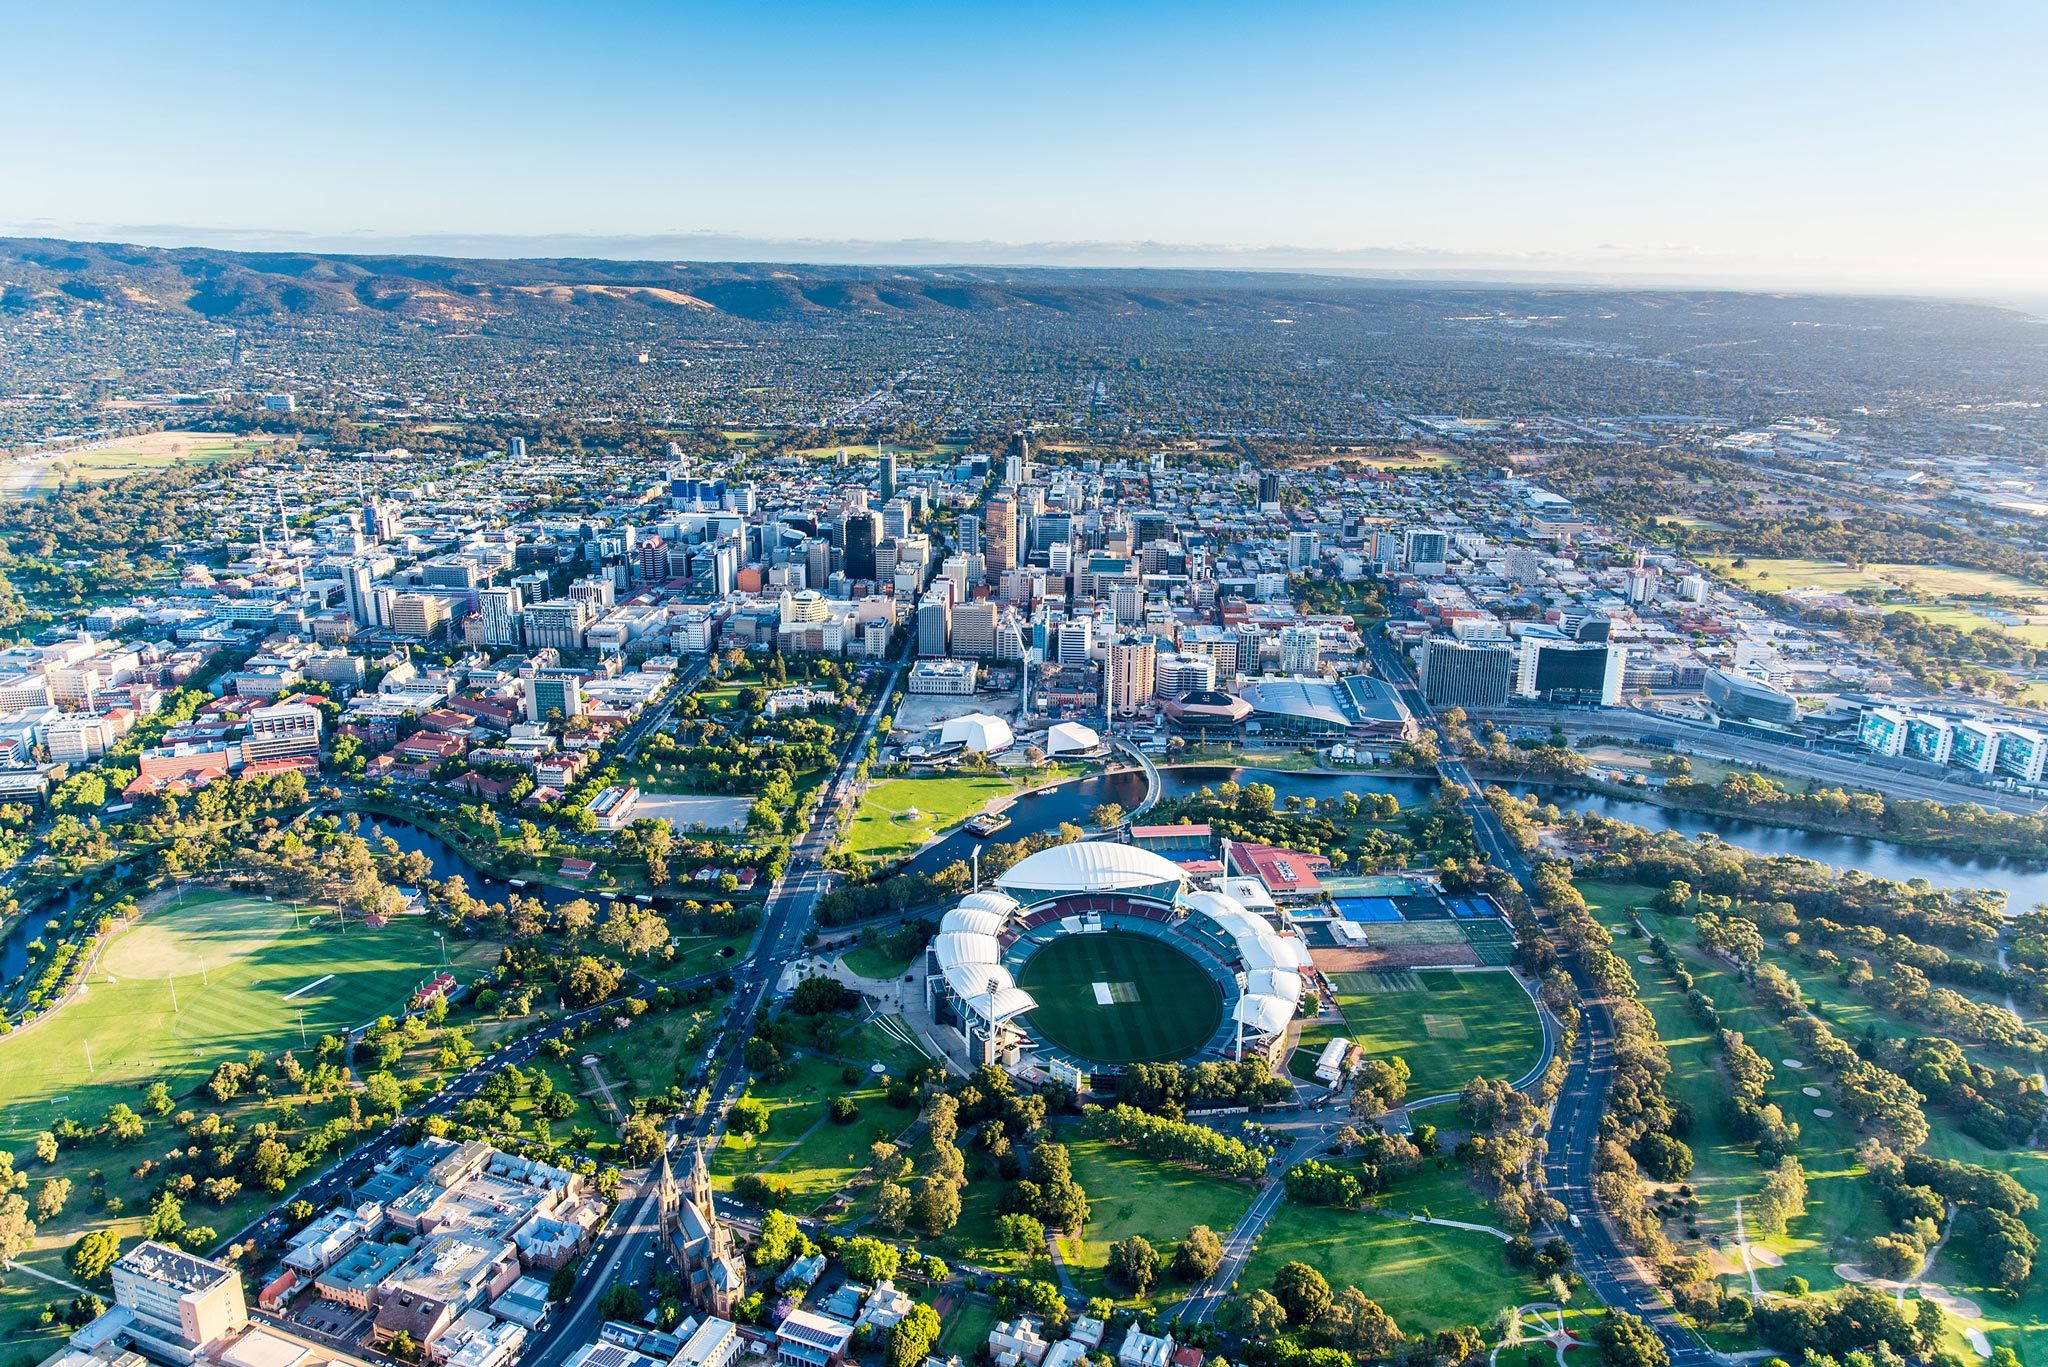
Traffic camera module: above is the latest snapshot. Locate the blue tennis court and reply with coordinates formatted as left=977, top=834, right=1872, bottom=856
left=1449, top=896, right=1499, bottom=919
left=1334, top=897, right=1404, bottom=923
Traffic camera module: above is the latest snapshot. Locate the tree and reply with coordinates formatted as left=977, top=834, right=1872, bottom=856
left=1593, top=1311, right=1669, bottom=1367
left=1327, top=1287, right=1403, bottom=1358
left=1174, top=1225, right=1224, bottom=1282
left=67, top=1230, right=120, bottom=1284
left=141, top=1082, right=174, bottom=1116
left=841, top=1236, right=901, bottom=1284
left=0, top=1194, right=36, bottom=1266
left=728, top=1097, right=771, bottom=1140
left=792, top=976, right=855, bottom=1015
left=1107, top=1236, right=1160, bottom=1295
left=998, top=1214, right=1045, bottom=1252
left=886, top=1303, right=942, bottom=1367
left=598, top=1284, right=645, bottom=1321
left=1228, top=1289, right=1288, bottom=1336
left=364, top=1071, right=405, bottom=1115
left=912, top=1176, right=960, bottom=1237
left=752, top=1210, right=801, bottom=1268
left=620, top=1114, right=666, bottom=1165
left=141, top=1191, right=184, bottom=1241
left=33, top=1132, right=58, bottom=1163
left=102, top=1104, right=145, bottom=1144
left=35, top=1178, right=71, bottom=1220
left=1272, top=1261, right=1333, bottom=1326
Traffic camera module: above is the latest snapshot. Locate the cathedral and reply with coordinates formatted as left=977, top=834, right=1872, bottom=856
left=655, top=1143, right=744, bottom=1317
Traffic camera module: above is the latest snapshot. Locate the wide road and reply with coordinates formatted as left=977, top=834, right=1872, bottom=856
left=1369, top=629, right=1715, bottom=1366
left=1470, top=702, right=2048, bottom=816
left=521, top=647, right=909, bottom=1367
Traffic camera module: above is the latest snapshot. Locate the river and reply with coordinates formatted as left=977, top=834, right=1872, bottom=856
left=13, top=766, right=2048, bottom=988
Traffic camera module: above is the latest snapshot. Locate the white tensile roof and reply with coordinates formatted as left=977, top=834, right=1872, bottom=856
left=940, top=905, right=1011, bottom=938
left=1234, top=992, right=1297, bottom=1036
left=933, top=932, right=1001, bottom=970
left=956, top=891, right=1021, bottom=916
left=995, top=840, right=1189, bottom=897
left=939, top=712, right=1015, bottom=753
left=1044, top=721, right=1101, bottom=754
left=942, top=960, right=1036, bottom=1024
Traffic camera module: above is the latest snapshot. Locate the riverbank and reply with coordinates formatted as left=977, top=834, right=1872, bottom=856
left=1481, top=769, right=2048, bottom=863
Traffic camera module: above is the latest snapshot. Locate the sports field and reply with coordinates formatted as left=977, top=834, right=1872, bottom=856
left=4, top=431, right=268, bottom=499
left=0, top=889, right=489, bottom=1146
left=1703, top=556, right=2048, bottom=645
left=1322, top=967, right=1543, bottom=1101
left=1015, top=932, right=1222, bottom=1064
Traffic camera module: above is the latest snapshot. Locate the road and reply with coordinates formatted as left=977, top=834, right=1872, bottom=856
left=1470, top=703, right=2048, bottom=816
left=519, top=649, right=907, bottom=1367
left=1369, top=629, right=1716, bottom=1366
left=1171, top=1121, right=1340, bottom=1325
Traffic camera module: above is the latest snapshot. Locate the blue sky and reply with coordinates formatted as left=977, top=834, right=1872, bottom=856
left=4, top=0, right=2044, bottom=291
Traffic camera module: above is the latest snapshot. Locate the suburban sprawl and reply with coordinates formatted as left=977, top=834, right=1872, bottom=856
left=0, top=245, right=2044, bottom=1367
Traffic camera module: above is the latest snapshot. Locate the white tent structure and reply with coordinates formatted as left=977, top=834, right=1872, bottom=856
left=1044, top=721, right=1101, bottom=756
left=939, top=712, right=1014, bottom=754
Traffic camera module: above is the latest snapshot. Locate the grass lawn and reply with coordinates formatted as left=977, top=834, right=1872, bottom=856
left=585, top=997, right=725, bottom=1100
left=845, top=773, right=1068, bottom=863
left=0, top=889, right=494, bottom=1149
left=1056, top=1138, right=1257, bottom=1309
left=1016, top=933, right=1222, bottom=1065
left=10, top=431, right=267, bottom=499
left=928, top=1178, right=1055, bottom=1277
left=843, top=940, right=921, bottom=981
left=1321, top=968, right=1543, bottom=1102
left=1243, top=1201, right=1542, bottom=1338
left=936, top=1295, right=998, bottom=1357
left=1702, top=557, right=2048, bottom=645
left=1920, top=1124, right=2048, bottom=1362
left=711, top=1019, right=928, bottom=1211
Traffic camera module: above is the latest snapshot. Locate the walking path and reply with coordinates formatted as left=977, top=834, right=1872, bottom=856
left=1045, top=1234, right=1079, bottom=1296
left=581, top=1058, right=626, bottom=1123
left=4, top=1260, right=87, bottom=1294
left=1490, top=1303, right=1573, bottom=1367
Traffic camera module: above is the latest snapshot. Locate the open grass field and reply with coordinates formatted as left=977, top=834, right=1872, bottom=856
left=1318, top=967, right=1543, bottom=1101
left=1703, top=556, right=2048, bottom=645
left=1243, top=1199, right=1541, bottom=1337
left=711, top=1018, right=928, bottom=1211
left=0, top=889, right=492, bottom=1148
left=1015, top=932, right=1222, bottom=1065
left=844, top=773, right=1040, bottom=862
left=6, top=431, right=269, bottom=499
left=790, top=441, right=969, bottom=462
left=1056, top=1137, right=1257, bottom=1308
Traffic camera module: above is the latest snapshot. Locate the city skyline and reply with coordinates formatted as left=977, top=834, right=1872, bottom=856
left=6, top=0, right=2045, bottom=296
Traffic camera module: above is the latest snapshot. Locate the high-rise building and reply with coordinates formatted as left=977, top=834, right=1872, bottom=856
left=524, top=670, right=584, bottom=724
left=1108, top=636, right=1157, bottom=717
left=1288, top=531, right=1320, bottom=571
left=957, top=514, right=981, bottom=558
left=1257, top=471, right=1281, bottom=505
left=1419, top=638, right=1515, bottom=708
left=951, top=602, right=998, bottom=658
left=479, top=586, right=524, bottom=647
left=1515, top=639, right=1626, bottom=706
left=843, top=509, right=882, bottom=582
left=388, top=593, right=451, bottom=640
left=1055, top=616, right=1094, bottom=665
left=878, top=450, right=897, bottom=502
left=508, top=436, right=526, bottom=460
left=339, top=560, right=376, bottom=626
left=111, top=1242, right=249, bottom=1362
left=1403, top=528, right=1450, bottom=573
left=917, top=594, right=951, bottom=656
left=1279, top=626, right=1321, bottom=676
left=523, top=599, right=591, bottom=652
left=982, top=495, right=1017, bottom=580
left=1153, top=651, right=1216, bottom=699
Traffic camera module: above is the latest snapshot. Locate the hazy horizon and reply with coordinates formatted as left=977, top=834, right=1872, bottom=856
left=6, top=0, right=2045, bottom=299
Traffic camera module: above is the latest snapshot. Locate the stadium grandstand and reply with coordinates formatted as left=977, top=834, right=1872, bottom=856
left=923, top=841, right=1311, bottom=1083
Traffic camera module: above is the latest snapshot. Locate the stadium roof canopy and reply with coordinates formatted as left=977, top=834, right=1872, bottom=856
left=996, top=841, right=1189, bottom=904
